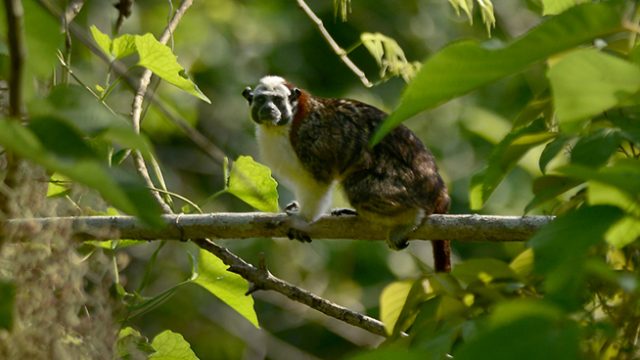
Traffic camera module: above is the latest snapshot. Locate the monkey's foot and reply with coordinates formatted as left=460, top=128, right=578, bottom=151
left=287, top=227, right=312, bottom=243
left=330, top=208, right=357, bottom=216
left=386, top=224, right=415, bottom=250
left=285, top=201, right=300, bottom=215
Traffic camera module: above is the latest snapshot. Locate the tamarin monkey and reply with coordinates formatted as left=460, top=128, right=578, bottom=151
left=243, top=76, right=451, bottom=272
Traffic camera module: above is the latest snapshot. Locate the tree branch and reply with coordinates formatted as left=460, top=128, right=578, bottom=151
left=2, top=213, right=553, bottom=242
left=0, top=0, right=26, bottom=217
left=295, top=0, right=373, bottom=87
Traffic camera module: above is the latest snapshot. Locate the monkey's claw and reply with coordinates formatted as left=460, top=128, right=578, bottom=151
left=330, top=208, right=357, bottom=216
left=287, top=228, right=312, bottom=243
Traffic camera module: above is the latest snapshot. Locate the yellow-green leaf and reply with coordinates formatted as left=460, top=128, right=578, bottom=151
left=135, top=33, right=211, bottom=103
left=379, top=280, right=413, bottom=335
left=150, top=330, right=198, bottom=360
left=193, top=250, right=259, bottom=328
left=227, top=155, right=279, bottom=213
left=90, top=25, right=112, bottom=57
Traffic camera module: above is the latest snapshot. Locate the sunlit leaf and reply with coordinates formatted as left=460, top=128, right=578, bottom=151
left=150, top=330, right=199, bottom=360
left=549, top=49, right=640, bottom=129
left=379, top=280, right=414, bottom=335
left=112, top=34, right=137, bottom=59
left=227, top=155, right=279, bottom=213
left=47, top=172, right=71, bottom=198
left=509, top=248, right=534, bottom=278
left=135, top=33, right=211, bottom=103
left=606, top=216, right=640, bottom=248
left=361, top=33, right=419, bottom=82
left=373, top=2, right=623, bottom=144
left=193, top=250, right=259, bottom=328
left=90, top=25, right=112, bottom=57
left=542, top=0, right=583, bottom=15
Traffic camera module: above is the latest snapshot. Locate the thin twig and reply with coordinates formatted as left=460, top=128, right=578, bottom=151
left=61, top=0, right=84, bottom=84
left=295, top=0, right=373, bottom=88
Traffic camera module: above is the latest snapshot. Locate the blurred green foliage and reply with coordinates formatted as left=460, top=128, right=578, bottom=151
left=1, top=0, right=640, bottom=359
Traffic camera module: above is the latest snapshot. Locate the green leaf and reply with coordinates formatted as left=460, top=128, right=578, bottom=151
left=361, top=32, right=419, bottom=82
left=452, top=258, right=519, bottom=284
left=22, top=0, right=62, bottom=77
left=112, top=34, right=137, bottom=59
left=549, top=49, right=640, bottom=128
left=227, top=156, right=279, bottom=213
left=0, top=280, right=15, bottom=330
left=455, top=301, right=580, bottom=360
left=379, top=280, right=414, bottom=335
left=117, top=327, right=154, bottom=359
left=135, top=33, right=211, bottom=103
left=539, top=134, right=570, bottom=173
left=570, top=129, right=622, bottom=167
left=509, top=248, right=534, bottom=278
left=90, top=25, right=112, bottom=57
left=47, top=172, right=71, bottom=198
left=372, top=1, right=623, bottom=144
left=348, top=348, right=427, bottom=360
left=0, top=118, right=162, bottom=227
left=606, top=216, right=640, bottom=248
left=524, top=175, right=582, bottom=213
left=529, top=205, right=623, bottom=307
left=193, top=250, right=259, bottom=328
left=470, top=119, right=554, bottom=210
left=559, top=160, right=640, bottom=199
left=542, top=0, right=582, bottom=15
left=150, top=330, right=199, bottom=360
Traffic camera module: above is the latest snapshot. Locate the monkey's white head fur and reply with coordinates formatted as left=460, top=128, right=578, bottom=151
left=243, top=76, right=301, bottom=127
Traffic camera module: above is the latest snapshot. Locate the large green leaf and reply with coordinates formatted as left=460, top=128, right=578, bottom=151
left=549, top=49, right=640, bottom=129
left=542, top=0, right=583, bottom=15
left=227, top=156, right=279, bottom=213
left=0, top=118, right=162, bottom=226
left=529, top=205, right=623, bottom=307
left=469, top=119, right=555, bottom=210
left=135, top=34, right=211, bottom=104
left=150, top=330, right=199, bottom=360
left=372, top=1, right=623, bottom=144
left=455, top=300, right=580, bottom=360
left=193, top=250, right=259, bottom=328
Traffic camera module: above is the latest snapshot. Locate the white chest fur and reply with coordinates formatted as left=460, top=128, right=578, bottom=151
left=255, top=124, right=334, bottom=221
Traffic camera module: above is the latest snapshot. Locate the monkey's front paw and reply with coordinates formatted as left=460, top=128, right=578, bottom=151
left=285, top=201, right=300, bottom=215
left=287, top=228, right=312, bottom=243
left=387, top=224, right=413, bottom=250
left=330, top=208, right=357, bottom=216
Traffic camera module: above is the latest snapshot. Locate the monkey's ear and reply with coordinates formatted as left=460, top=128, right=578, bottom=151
left=242, top=87, right=254, bottom=103
left=290, top=88, right=301, bottom=102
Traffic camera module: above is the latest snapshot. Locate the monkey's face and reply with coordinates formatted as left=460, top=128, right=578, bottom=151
left=243, top=76, right=301, bottom=127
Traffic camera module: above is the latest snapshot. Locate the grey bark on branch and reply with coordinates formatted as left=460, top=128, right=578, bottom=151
left=1, top=213, right=553, bottom=242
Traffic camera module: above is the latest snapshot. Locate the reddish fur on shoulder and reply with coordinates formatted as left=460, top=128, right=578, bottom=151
left=289, top=88, right=309, bottom=148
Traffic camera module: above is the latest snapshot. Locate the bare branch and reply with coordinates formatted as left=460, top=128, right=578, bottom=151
left=2, top=213, right=553, bottom=242
left=295, top=0, right=373, bottom=87
left=1, top=0, right=27, bottom=217
left=3, top=0, right=25, bottom=118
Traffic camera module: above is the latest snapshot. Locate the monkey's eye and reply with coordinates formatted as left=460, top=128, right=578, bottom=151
left=273, top=97, right=284, bottom=107
left=254, top=95, right=266, bottom=105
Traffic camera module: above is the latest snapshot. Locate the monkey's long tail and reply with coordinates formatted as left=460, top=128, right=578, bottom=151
left=431, top=195, right=451, bottom=273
